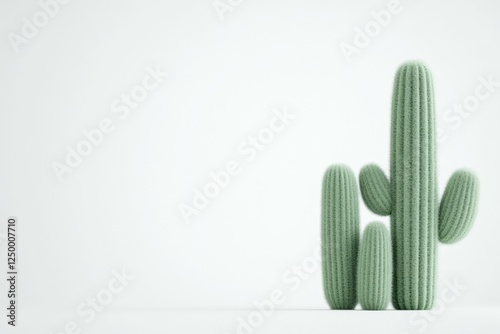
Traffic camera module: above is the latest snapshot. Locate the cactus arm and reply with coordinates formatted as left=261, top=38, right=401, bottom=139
left=359, top=164, right=391, bottom=216
left=439, top=170, right=479, bottom=244
left=321, top=165, right=359, bottom=309
left=357, top=222, right=392, bottom=310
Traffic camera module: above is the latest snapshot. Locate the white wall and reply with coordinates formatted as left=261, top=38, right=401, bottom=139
left=0, top=0, right=499, bottom=322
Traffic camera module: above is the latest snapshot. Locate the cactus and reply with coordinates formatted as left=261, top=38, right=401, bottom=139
left=357, top=222, right=392, bottom=310
left=439, top=170, right=479, bottom=244
left=359, top=164, right=391, bottom=216
left=321, top=165, right=359, bottom=309
left=359, top=61, right=480, bottom=310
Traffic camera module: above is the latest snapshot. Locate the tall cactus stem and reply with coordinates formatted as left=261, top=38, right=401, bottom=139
left=390, top=62, right=438, bottom=310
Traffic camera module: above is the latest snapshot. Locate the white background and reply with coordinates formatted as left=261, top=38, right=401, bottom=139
left=1, top=0, right=500, bottom=333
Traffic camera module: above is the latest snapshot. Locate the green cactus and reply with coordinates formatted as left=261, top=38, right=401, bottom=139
left=439, top=170, right=479, bottom=244
left=360, top=164, right=391, bottom=216
left=359, top=61, right=480, bottom=310
left=357, top=222, right=392, bottom=310
left=321, top=165, right=359, bottom=309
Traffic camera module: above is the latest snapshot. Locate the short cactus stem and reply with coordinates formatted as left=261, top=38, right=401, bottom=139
left=321, top=165, right=360, bottom=309
left=357, top=222, right=392, bottom=310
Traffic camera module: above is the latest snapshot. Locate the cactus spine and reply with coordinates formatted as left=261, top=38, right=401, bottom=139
left=321, top=165, right=359, bottom=309
left=357, top=222, right=392, bottom=310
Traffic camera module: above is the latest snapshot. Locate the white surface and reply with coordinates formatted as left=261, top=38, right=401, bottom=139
left=4, top=309, right=500, bottom=334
